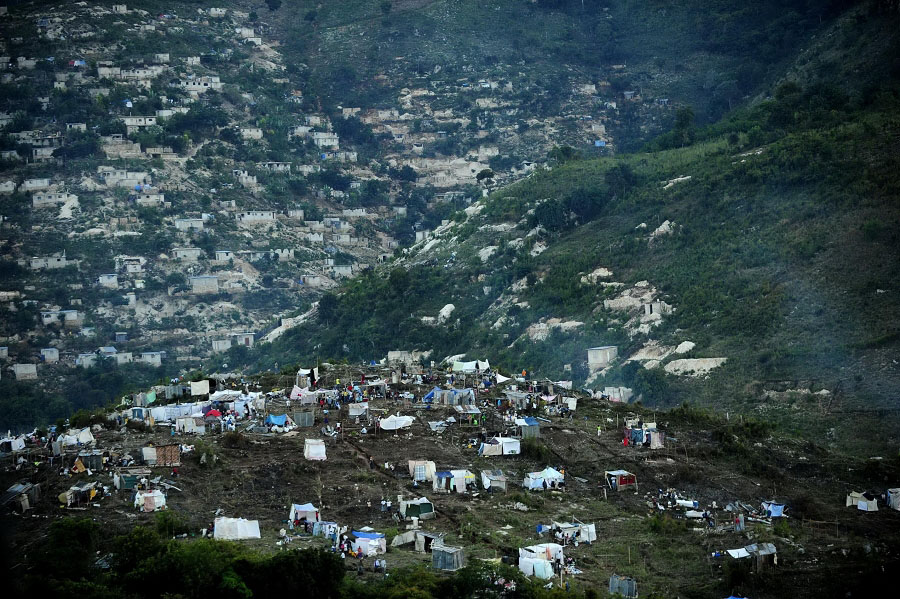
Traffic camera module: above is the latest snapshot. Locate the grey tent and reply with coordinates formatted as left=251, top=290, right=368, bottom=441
left=432, top=545, right=464, bottom=571
left=609, top=574, right=637, bottom=598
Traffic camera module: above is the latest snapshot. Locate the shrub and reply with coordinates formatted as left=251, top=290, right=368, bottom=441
left=222, top=431, right=250, bottom=449
left=520, top=438, right=551, bottom=461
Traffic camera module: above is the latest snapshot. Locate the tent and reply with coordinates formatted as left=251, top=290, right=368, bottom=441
left=176, top=416, right=206, bottom=434
left=214, top=517, right=261, bottom=540
left=846, top=492, right=878, bottom=512
left=452, top=359, right=490, bottom=373
left=348, top=402, right=369, bottom=418
left=515, top=417, right=541, bottom=439
left=518, top=543, right=563, bottom=579
left=453, top=404, right=482, bottom=427
left=205, top=409, right=222, bottom=419
left=761, top=501, right=785, bottom=517
left=265, top=413, right=290, bottom=427
left=495, top=374, right=511, bottom=383
left=888, top=488, right=900, bottom=511
left=0, top=437, right=26, bottom=452
left=60, top=427, right=95, bottom=446
left=408, top=460, right=437, bottom=482
left=379, top=414, right=414, bottom=431
left=434, top=470, right=475, bottom=493
left=391, top=530, right=442, bottom=552
left=478, top=437, right=521, bottom=456
left=605, top=470, right=637, bottom=492
left=549, top=520, right=597, bottom=543
left=399, top=496, right=435, bottom=520
left=351, top=530, right=386, bottom=555
left=523, top=467, right=564, bottom=491
left=289, top=503, right=320, bottom=522
left=609, top=575, right=638, bottom=599
left=304, top=439, right=327, bottom=461
left=191, top=380, right=210, bottom=396
left=433, top=545, right=465, bottom=571
left=481, top=470, right=508, bottom=492
left=134, top=489, right=166, bottom=512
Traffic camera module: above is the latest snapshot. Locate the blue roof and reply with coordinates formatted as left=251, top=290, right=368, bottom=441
left=352, top=530, right=385, bottom=539
left=523, top=417, right=539, bottom=426
left=265, top=414, right=288, bottom=426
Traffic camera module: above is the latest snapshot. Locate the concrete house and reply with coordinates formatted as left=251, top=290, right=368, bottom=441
left=30, top=254, right=74, bottom=269
left=212, top=339, right=232, bottom=352
left=98, top=273, right=119, bottom=288
left=311, top=131, right=339, bottom=148
left=177, top=76, right=222, bottom=94
left=13, top=363, right=37, bottom=380
left=154, top=53, right=169, bottom=63
left=135, top=191, right=165, bottom=206
left=588, top=346, right=618, bottom=372
left=261, top=161, right=291, bottom=172
left=286, top=208, right=305, bottom=219
left=214, top=250, right=234, bottom=262
left=171, top=247, right=203, bottom=261
left=139, top=352, right=164, bottom=366
left=32, top=147, right=56, bottom=162
left=208, top=8, right=227, bottom=17
left=240, top=127, right=263, bottom=140
left=174, top=218, right=204, bottom=231
left=32, top=191, right=77, bottom=209
left=76, top=353, right=97, bottom=368
left=66, top=122, right=87, bottom=132
left=236, top=211, right=276, bottom=224
left=233, top=332, right=254, bottom=347
left=112, top=5, right=128, bottom=14
left=22, top=178, right=51, bottom=191
left=332, top=265, right=353, bottom=278
left=190, top=275, right=219, bottom=294
left=121, top=115, right=157, bottom=133
left=40, top=348, right=59, bottom=363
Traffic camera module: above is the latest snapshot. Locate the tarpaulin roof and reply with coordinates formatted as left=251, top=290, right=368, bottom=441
left=352, top=530, right=385, bottom=539
left=265, top=414, right=288, bottom=426
left=515, top=417, right=540, bottom=427
left=206, top=409, right=222, bottom=418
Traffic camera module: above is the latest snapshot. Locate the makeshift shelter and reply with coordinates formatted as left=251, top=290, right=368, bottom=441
left=60, top=427, right=95, bottom=446
left=453, top=404, right=482, bottom=427
left=1, top=482, right=41, bottom=513
left=518, top=543, right=563, bottom=579
left=761, top=501, right=785, bottom=517
left=524, top=467, right=564, bottom=491
left=433, top=545, right=465, bottom=571
left=134, top=489, right=166, bottom=512
left=452, top=359, right=490, bottom=373
left=433, top=470, right=475, bottom=493
left=61, top=481, right=99, bottom=507
left=214, top=517, right=261, bottom=540
left=408, top=460, right=437, bottom=482
left=888, top=488, right=900, bottom=511
left=351, top=530, right=386, bottom=555
left=191, top=380, right=210, bottom=396
left=609, top=575, right=638, bottom=599
left=548, top=520, right=597, bottom=543
left=478, top=437, right=520, bottom=456
left=481, top=470, right=508, bottom=492
left=647, top=429, right=665, bottom=449
left=391, top=530, right=443, bottom=552
left=727, top=543, right=777, bottom=572
left=176, top=416, right=206, bottom=434
left=348, top=402, right=369, bottom=418
left=515, top=417, right=541, bottom=439
left=605, top=470, right=637, bottom=492
left=77, top=449, right=105, bottom=470
left=399, top=496, right=435, bottom=520
left=846, top=492, right=878, bottom=511
left=289, top=503, right=320, bottom=523
left=379, top=414, right=414, bottom=431
left=113, top=468, right=150, bottom=490
left=0, top=436, right=26, bottom=452
left=265, top=413, right=291, bottom=427
left=304, top=439, right=327, bottom=461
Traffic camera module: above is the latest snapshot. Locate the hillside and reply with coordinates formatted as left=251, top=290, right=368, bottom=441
left=240, top=4, right=900, bottom=456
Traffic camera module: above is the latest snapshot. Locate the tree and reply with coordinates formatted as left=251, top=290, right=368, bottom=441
left=476, top=168, right=494, bottom=183
left=318, top=293, right=339, bottom=324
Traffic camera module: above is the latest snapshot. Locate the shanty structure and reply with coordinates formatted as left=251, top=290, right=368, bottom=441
left=453, top=404, right=482, bottom=428
left=433, top=470, right=475, bottom=493
left=605, top=470, right=637, bottom=492
left=289, top=503, right=320, bottom=522
left=518, top=543, right=563, bottom=579
left=481, top=470, right=508, bottom=492
left=351, top=530, right=386, bottom=555
left=408, top=459, right=437, bottom=482
left=846, top=492, right=878, bottom=511
left=478, top=436, right=520, bottom=456
left=432, top=545, right=465, bottom=571
left=609, top=575, right=638, bottom=599
left=888, top=488, right=900, bottom=511
left=134, top=489, right=167, bottom=512
left=523, top=467, right=564, bottom=491
left=515, top=417, right=541, bottom=439
left=399, top=496, right=435, bottom=520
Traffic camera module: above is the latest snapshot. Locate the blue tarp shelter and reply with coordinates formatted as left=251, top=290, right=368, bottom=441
left=266, top=414, right=288, bottom=426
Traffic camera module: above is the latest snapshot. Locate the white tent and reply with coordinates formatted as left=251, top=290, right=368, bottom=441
left=478, top=437, right=521, bottom=456
left=1, top=436, right=26, bottom=452
left=551, top=520, right=597, bottom=542
left=379, top=414, right=414, bottom=430
left=134, top=489, right=166, bottom=512
left=190, top=380, right=210, bottom=396
left=518, top=543, right=563, bottom=579
left=304, top=439, right=327, bottom=461
left=214, top=517, right=261, bottom=540
left=60, top=427, right=95, bottom=446
left=176, top=416, right=205, bottom=434
left=348, top=402, right=369, bottom=417
left=433, top=470, right=475, bottom=493
left=452, top=359, right=490, bottom=373
left=289, top=503, right=320, bottom=522
left=523, top=467, right=564, bottom=490
left=495, top=374, right=511, bottom=383
left=351, top=530, right=386, bottom=555
left=846, top=492, right=878, bottom=511
left=481, top=470, right=507, bottom=491
left=408, top=460, right=437, bottom=482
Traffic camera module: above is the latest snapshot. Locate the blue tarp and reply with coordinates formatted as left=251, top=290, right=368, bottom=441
left=352, top=530, right=385, bottom=539
left=762, top=502, right=785, bottom=517
left=629, top=428, right=644, bottom=444
left=523, top=417, right=539, bottom=427
left=266, top=414, right=288, bottom=426
left=435, top=471, right=453, bottom=479
left=424, top=387, right=440, bottom=401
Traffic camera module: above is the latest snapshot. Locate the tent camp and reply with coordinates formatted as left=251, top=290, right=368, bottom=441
left=481, top=470, right=508, bottom=492
left=846, top=492, right=879, bottom=512
left=379, top=414, right=414, bottom=431
left=888, top=489, right=900, bottom=511
left=524, top=467, right=564, bottom=491
left=433, top=470, right=476, bottom=493
left=518, top=543, right=563, bottom=579
left=214, top=517, right=261, bottom=540
left=351, top=530, right=386, bottom=555
left=433, top=545, right=465, bottom=571
left=515, top=417, right=541, bottom=439
left=605, top=470, right=637, bottom=492
left=134, top=489, right=166, bottom=512
left=289, top=502, right=320, bottom=523
left=408, top=460, right=437, bottom=482
left=478, top=437, right=520, bottom=456
left=304, top=439, right=327, bottom=461
left=399, top=496, right=435, bottom=520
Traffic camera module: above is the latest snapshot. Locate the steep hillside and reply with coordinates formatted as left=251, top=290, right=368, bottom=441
left=240, top=5, right=900, bottom=454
